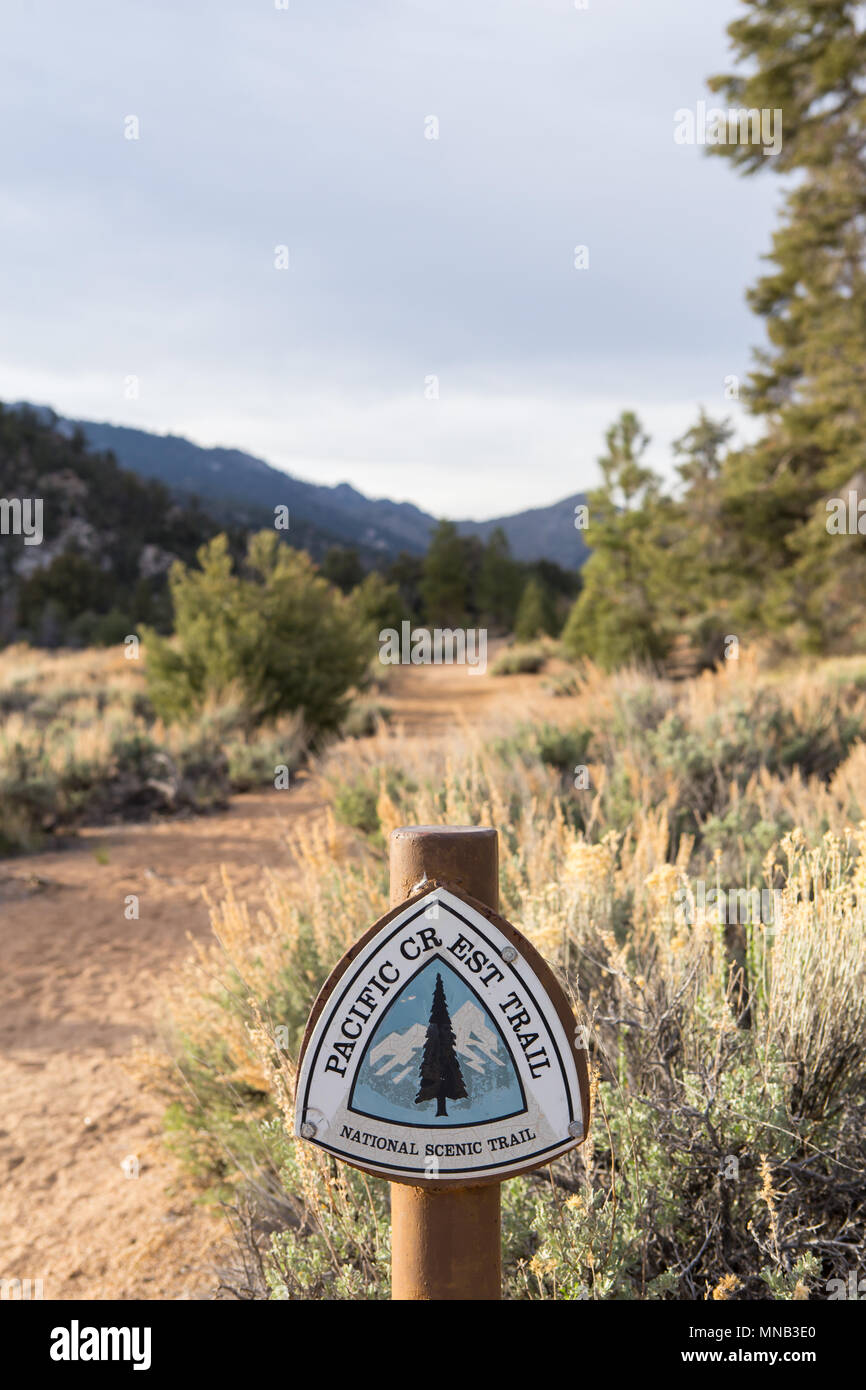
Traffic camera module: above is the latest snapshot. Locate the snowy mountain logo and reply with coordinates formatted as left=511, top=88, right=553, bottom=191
left=370, top=1000, right=506, bottom=1083
left=349, top=958, right=526, bottom=1128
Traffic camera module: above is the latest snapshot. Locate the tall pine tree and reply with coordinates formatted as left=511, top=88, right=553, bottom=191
left=561, top=411, right=672, bottom=669
left=707, top=1, right=866, bottom=650
left=664, top=410, right=736, bottom=663
left=415, top=973, right=467, bottom=1118
left=514, top=576, right=558, bottom=641
left=421, top=520, right=471, bottom=627
left=478, top=527, right=523, bottom=631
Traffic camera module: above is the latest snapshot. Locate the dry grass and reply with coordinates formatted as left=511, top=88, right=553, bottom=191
left=137, top=655, right=866, bottom=1299
left=0, top=644, right=306, bottom=852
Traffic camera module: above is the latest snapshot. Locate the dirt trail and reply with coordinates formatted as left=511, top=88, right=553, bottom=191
left=0, top=658, right=548, bottom=1300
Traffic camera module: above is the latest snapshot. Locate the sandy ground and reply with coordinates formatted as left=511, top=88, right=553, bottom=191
left=0, top=657, right=549, bottom=1300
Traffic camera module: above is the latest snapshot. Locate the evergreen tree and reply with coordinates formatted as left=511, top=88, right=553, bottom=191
left=561, top=411, right=671, bottom=669
left=460, top=534, right=486, bottom=623
left=478, top=527, right=523, bottom=630
left=421, top=520, right=471, bottom=626
left=514, top=576, right=558, bottom=641
left=530, top=558, right=581, bottom=604
left=415, top=973, right=467, bottom=1118
left=321, top=546, right=364, bottom=594
left=663, top=410, right=736, bottom=662
left=706, top=1, right=866, bottom=649
left=348, top=569, right=404, bottom=635
left=385, top=551, right=425, bottom=626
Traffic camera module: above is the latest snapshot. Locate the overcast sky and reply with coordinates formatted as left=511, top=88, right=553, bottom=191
left=0, top=0, right=779, bottom=520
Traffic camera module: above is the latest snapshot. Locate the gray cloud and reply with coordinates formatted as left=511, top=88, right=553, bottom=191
left=0, top=0, right=776, bottom=518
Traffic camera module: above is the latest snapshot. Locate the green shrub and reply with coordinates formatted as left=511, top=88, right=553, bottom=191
left=331, top=780, right=381, bottom=835
left=0, top=650, right=308, bottom=853
left=348, top=571, right=403, bottom=637
left=543, top=672, right=579, bottom=697
left=224, top=718, right=305, bottom=792
left=145, top=533, right=371, bottom=737
left=491, top=644, right=547, bottom=676
left=339, top=699, right=391, bottom=739
left=490, top=721, right=592, bottom=777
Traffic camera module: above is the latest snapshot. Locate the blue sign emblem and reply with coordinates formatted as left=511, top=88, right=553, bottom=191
left=350, top=957, right=526, bottom=1127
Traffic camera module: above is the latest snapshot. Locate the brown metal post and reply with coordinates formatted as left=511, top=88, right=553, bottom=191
left=388, top=825, right=502, bottom=1301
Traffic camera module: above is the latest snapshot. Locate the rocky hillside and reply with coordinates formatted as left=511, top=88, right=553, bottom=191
left=0, top=403, right=240, bottom=645
left=19, top=406, right=588, bottom=571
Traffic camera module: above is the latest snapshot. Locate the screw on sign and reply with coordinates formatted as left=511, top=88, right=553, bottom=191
left=294, top=825, right=590, bottom=1300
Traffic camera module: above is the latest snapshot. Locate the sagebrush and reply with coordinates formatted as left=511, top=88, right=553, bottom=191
left=138, top=655, right=866, bottom=1299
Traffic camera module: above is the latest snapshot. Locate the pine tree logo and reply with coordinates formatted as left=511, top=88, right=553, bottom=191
left=415, top=972, right=468, bottom=1117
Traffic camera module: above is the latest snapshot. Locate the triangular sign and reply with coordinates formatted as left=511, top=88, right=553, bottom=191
left=294, top=885, right=589, bottom=1183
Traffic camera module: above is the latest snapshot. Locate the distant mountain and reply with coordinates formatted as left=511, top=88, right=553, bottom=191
left=14, top=407, right=588, bottom=571
left=456, top=495, right=586, bottom=572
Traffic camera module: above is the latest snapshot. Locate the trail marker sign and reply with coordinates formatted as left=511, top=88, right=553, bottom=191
left=295, top=883, right=589, bottom=1184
